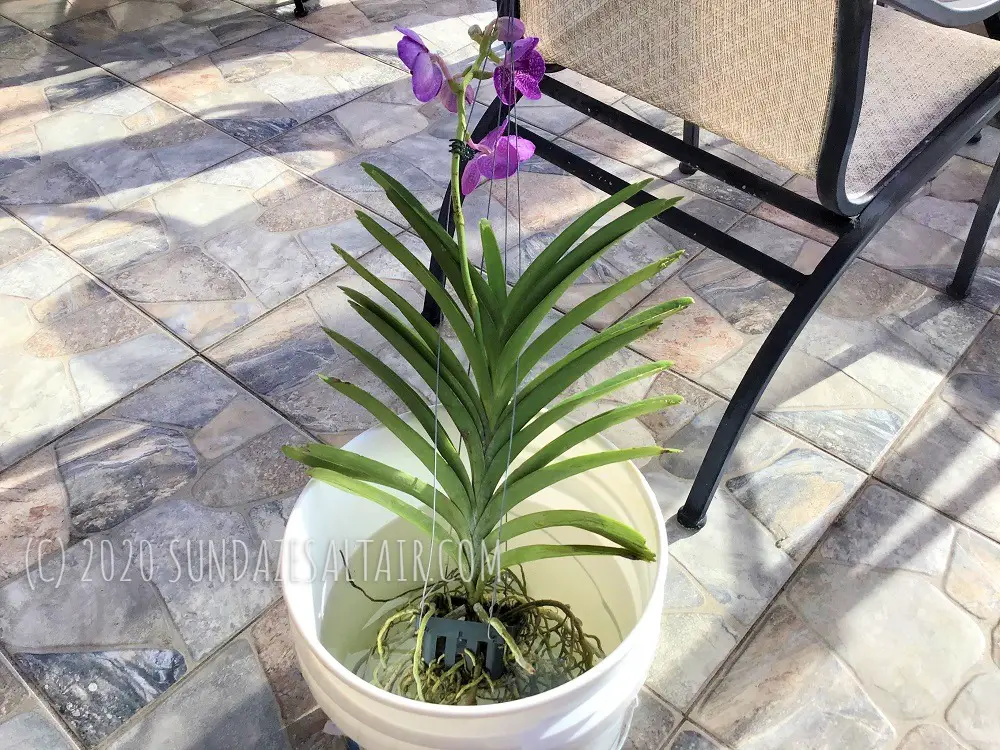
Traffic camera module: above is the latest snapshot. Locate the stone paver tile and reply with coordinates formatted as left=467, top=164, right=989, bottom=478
left=0, top=19, right=126, bottom=137
left=0, top=447, right=70, bottom=583
left=618, top=372, right=864, bottom=709
left=61, top=150, right=400, bottom=348
left=0, top=657, right=27, bottom=719
left=0, top=0, right=117, bottom=31
left=751, top=175, right=839, bottom=245
left=0, top=206, right=42, bottom=265
left=250, top=601, right=315, bottom=728
left=820, top=482, right=956, bottom=576
left=41, top=0, right=280, bottom=83
left=899, top=724, right=974, bottom=750
left=0, top=87, right=246, bottom=241
left=208, top=240, right=459, bottom=443
left=878, top=317, right=1000, bottom=542
left=667, top=722, right=730, bottom=750
left=0, top=538, right=178, bottom=650
left=0, top=709, right=75, bottom=749
left=287, top=709, right=348, bottom=749
left=623, top=688, right=680, bottom=750
left=944, top=528, right=1000, bottom=620
left=0, top=246, right=191, bottom=471
left=946, top=673, right=1000, bottom=750
left=632, top=215, right=991, bottom=471
left=993, top=624, right=1000, bottom=668
left=243, top=0, right=492, bottom=68
left=863, top=157, right=1000, bottom=313
left=142, top=24, right=403, bottom=147
left=106, top=639, right=286, bottom=750
left=15, top=649, right=186, bottom=746
left=693, top=605, right=895, bottom=749
left=791, top=560, right=984, bottom=720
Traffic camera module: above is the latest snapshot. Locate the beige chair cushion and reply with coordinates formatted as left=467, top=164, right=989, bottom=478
left=524, top=0, right=840, bottom=179
left=523, top=1, right=1000, bottom=205
left=846, top=7, right=1000, bottom=198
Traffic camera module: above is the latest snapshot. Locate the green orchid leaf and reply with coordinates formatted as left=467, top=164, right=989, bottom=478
left=484, top=509, right=651, bottom=557
left=479, top=446, right=668, bottom=533
left=504, top=179, right=654, bottom=315
left=484, top=395, right=683, bottom=494
left=308, top=468, right=460, bottom=552
left=283, top=444, right=466, bottom=534
left=346, top=217, right=493, bottom=397
left=509, top=252, right=685, bottom=380
left=480, top=219, right=508, bottom=305
left=485, top=360, right=674, bottom=465
left=319, top=377, right=472, bottom=513
left=500, top=198, right=680, bottom=345
left=321, top=326, right=471, bottom=495
left=498, top=543, right=656, bottom=569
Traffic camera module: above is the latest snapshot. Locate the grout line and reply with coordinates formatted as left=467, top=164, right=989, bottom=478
left=0, top=646, right=86, bottom=749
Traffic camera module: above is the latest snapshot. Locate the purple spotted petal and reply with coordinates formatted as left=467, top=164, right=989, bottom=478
left=493, top=65, right=517, bottom=105
left=395, top=27, right=427, bottom=70
left=511, top=37, right=539, bottom=62
left=487, top=138, right=520, bottom=179
left=480, top=118, right=508, bottom=151
left=514, top=67, right=542, bottom=100
left=512, top=134, right=535, bottom=162
left=411, top=51, right=443, bottom=102
left=495, top=17, right=524, bottom=43
left=461, top=157, right=485, bottom=195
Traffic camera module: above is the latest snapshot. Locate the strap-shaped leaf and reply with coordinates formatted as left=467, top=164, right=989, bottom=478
left=494, top=320, right=662, bottom=435
left=484, top=509, right=652, bottom=559
left=344, top=300, right=487, bottom=468
left=498, top=543, right=655, bottom=569
left=485, top=360, right=675, bottom=466
left=345, top=293, right=486, bottom=433
left=283, top=444, right=467, bottom=534
left=483, top=395, right=683, bottom=495
left=361, top=163, right=502, bottom=327
left=321, top=326, right=471, bottom=496
left=480, top=219, right=507, bottom=306
left=507, top=252, right=685, bottom=382
left=320, top=377, right=472, bottom=514
left=502, top=296, right=692, bottom=410
left=500, top=198, right=680, bottom=344
left=308, top=468, right=460, bottom=552
left=478, top=446, right=667, bottom=533
left=347, top=216, right=492, bottom=397
left=504, top=179, right=654, bottom=316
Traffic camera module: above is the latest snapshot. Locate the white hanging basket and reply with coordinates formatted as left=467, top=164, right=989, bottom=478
left=281, top=415, right=668, bottom=750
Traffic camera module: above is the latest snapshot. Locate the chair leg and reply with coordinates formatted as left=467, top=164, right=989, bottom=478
left=678, top=121, right=699, bottom=175
left=293, top=0, right=308, bottom=16
left=947, top=155, right=1000, bottom=300
left=677, top=231, right=871, bottom=529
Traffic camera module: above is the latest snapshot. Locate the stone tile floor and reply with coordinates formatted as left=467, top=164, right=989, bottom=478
left=0, top=2, right=999, bottom=748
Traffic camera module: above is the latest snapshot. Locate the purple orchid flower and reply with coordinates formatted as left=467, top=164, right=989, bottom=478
left=396, top=26, right=443, bottom=102
left=493, top=37, right=545, bottom=106
left=438, top=75, right=476, bottom=113
left=494, top=16, right=525, bottom=43
left=461, top=119, right=535, bottom=196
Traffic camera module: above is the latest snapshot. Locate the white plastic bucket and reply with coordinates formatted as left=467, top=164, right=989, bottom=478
left=281, top=416, right=668, bottom=750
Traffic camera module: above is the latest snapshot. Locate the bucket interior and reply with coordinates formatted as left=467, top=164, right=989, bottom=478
left=282, top=417, right=663, bottom=686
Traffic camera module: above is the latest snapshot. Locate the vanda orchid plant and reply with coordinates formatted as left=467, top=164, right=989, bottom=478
left=283, top=18, right=690, bottom=704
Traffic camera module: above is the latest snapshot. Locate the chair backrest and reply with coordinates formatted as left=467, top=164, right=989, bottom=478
left=521, top=0, right=872, bottom=214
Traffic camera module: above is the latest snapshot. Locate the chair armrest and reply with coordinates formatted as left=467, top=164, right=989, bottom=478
left=884, top=0, right=1000, bottom=27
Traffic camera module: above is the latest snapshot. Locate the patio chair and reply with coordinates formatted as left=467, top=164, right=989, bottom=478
left=422, top=0, right=1000, bottom=530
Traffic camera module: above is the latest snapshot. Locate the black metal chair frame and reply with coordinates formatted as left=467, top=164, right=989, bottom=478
left=422, top=0, right=1000, bottom=530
